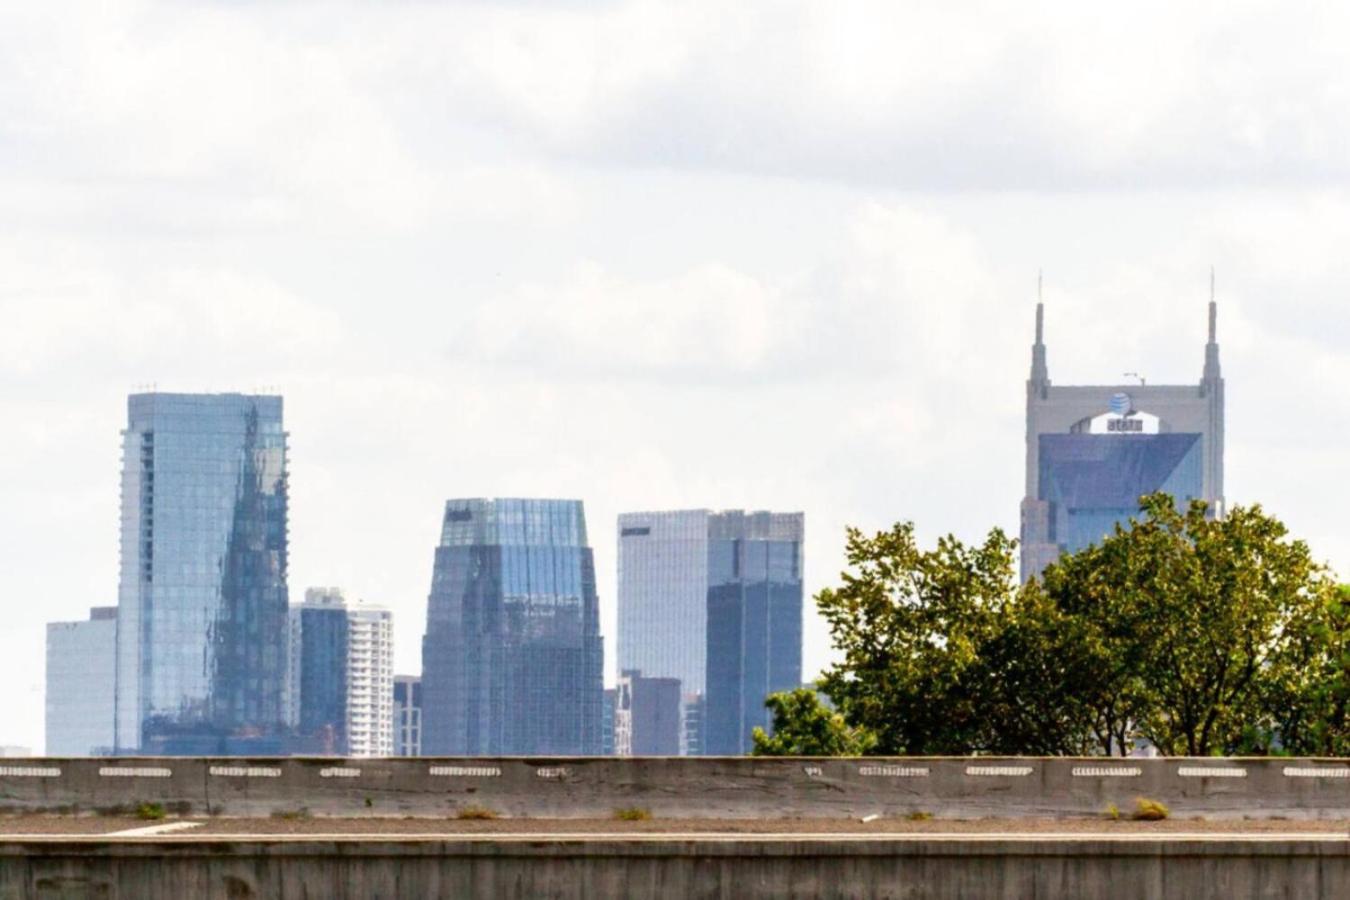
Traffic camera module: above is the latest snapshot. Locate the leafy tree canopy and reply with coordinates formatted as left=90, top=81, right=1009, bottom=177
left=750, top=688, right=875, bottom=756
left=755, top=493, right=1347, bottom=757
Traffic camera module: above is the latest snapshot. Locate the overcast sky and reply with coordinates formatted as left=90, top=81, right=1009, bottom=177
left=4, top=1, right=1350, bottom=752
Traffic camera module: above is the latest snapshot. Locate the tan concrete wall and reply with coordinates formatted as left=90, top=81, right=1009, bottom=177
left=1, top=837, right=1347, bottom=899
left=3, top=757, right=1350, bottom=819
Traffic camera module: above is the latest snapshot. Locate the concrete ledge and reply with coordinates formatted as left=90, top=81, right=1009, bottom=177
left=2, top=835, right=1348, bottom=899
left=6, top=756, right=1350, bottom=820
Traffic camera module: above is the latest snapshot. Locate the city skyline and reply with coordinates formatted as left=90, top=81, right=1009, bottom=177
left=7, top=2, right=1350, bottom=755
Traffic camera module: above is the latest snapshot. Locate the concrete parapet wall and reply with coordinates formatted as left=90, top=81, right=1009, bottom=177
left=4, top=757, right=1350, bottom=819
left=2, top=837, right=1348, bottom=899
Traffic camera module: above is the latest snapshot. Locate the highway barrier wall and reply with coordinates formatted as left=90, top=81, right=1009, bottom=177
left=4, top=756, right=1350, bottom=819
left=2, top=836, right=1348, bottom=899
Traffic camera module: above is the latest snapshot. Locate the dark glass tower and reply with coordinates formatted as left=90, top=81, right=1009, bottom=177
left=114, top=393, right=289, bottom=754
left=297, top=590, right=350, bottom=755
left=703, top=511, right=803, bottom=756
left=421, top=498, right=604, bottom=756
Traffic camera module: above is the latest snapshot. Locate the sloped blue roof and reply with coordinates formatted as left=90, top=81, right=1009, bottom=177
left=1038, top=433, right=1202, bottom=510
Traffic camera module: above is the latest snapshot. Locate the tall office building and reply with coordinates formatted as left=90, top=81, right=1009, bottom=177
left=618, top=510, right=804, bottom=756
left=114, top=393, right=289, bottom=755
left=393, top=676, right=422, bottom=757
left=46, top=607, right=117, bottom=755
left=1020, top=302, right=1225, bottom=580
left=617, top=511, right=711, bottom=696
left=294, top=589, right=350, bottom=754
left=613, top=670, right=682, bottom=757
left=288, top=588, right=395, bottom=757
left=421, top=498, right=604, bottom=756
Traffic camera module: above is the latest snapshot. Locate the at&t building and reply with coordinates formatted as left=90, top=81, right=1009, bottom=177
left=1020, top=301, right=1225, bottom=580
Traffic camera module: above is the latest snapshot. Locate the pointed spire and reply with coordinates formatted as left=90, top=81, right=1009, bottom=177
left=1204, top=267, right=1221, bottom=382
left=1030, top=272, right=1049, bottom=389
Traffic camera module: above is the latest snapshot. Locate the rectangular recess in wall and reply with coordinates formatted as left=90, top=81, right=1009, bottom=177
left=1071, top=767, right=1142, bottom=777
left=430, top=766, right=502, bottom=777
left=209, top=766, right=282, bottom=778
left=965, top=766, right=1033, bottom=777
left=0, top=767, right=60, bottom=777
left=858, top=766, right=929, bottom=777
left=1177, top=766, right=1247, bottom=778
left=99, top=767, right=172, bottom=778
left=1283, top=767, right=1350, bottom=778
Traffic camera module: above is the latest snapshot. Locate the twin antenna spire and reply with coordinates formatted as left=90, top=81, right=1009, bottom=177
left=1032, top=270, right=1220, bottom=385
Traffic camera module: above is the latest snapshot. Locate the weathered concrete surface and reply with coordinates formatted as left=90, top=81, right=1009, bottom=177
left=4, top=757, right=1350, bottom=819
left=1, top=835, right=1348, bottom=899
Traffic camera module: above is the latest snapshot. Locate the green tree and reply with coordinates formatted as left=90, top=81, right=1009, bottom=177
left=813, top=523, right=1098, bottom=755
left=767, top=494, right=1342, bottom=757
left=1259, top=585, right=1350, bottom=755
left=750, top=689, right=875, bottom=756
left=1102, top=495, right=1329, bottom=755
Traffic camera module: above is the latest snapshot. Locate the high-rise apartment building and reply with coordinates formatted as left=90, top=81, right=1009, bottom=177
left=46, top=607, right=117, bottom=756
left=114, top=393, right=289, bottom=755
left=287, top=588, right=394, bottom=757
left=1020, top=302, right=1225, bottom=580
left=346, top=603, right=394, bottom=757
left=421, top=498, right=604, bottom=756
left=393, top=676, right=422, bottom=757
left=618, top=510, right=804, bottom=756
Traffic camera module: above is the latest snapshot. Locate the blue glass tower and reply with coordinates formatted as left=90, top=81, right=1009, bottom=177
left=297, top=590, right=350, bottom=755
left=618, top=509, right=804, bottom=756
left=114, top=393, right=289, bottom=754
left=421, top=499, right=604, bottom=756
left=703, top=511, right=803, bottom=756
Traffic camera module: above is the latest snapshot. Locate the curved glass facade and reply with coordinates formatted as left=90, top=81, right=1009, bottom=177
left=421, top=498, right=604, bottom=756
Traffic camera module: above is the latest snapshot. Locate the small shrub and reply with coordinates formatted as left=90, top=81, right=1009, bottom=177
left=906, top=811, right=933, bottom=821
left=271, top=808, right=311, bottom=820
left=135, top=803, right=166, bottom=821
left=456, top=805, right=498, bottom=821
left=613, top=807, right=652, bottom=822
left=364, top=797, right=373, bottom=809
left=1104, top=803, right=1120, bottom=821
left=1132, top=798, right=1169, bottom=821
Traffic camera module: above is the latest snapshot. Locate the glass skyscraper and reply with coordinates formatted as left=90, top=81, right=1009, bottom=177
left=296, top=589, right=350, bottom=755
left=114, top=393, right=290, bottom=755
left=618, top=510, right=803, bottom=756
left=1020, top=301, right=1224, bottom=579
left=421, top=498, right=604, bottom=756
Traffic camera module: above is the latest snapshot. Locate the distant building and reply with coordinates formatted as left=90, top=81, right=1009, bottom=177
left=617, top=510, right=712, bottom=696
left=601, top=688, right=617, bottom=756
left=618, top=510, right=804, bottom=756
left=289, top=588, right=394, bottom=757
left=393, top=676, right=422, bottom=757
left=421, top=498, right=604, bottom=756
left=296, top=589, right=349, bottom=754
left=46, top=607, right=117, bottom=756
left=614, top=670, right=682, bottom=757
left=346, top=603, right=394, bottom=757
left=681, top=692, right=704, bottom=757
left=282, top=605, right=303, bottom=730
left=113, top=393, right=290, bottom=755
left=1020, top=302, right=1225, bottom=580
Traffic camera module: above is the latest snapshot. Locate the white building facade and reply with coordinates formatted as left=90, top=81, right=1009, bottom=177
left=46, top=607, right=117, bottom=755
